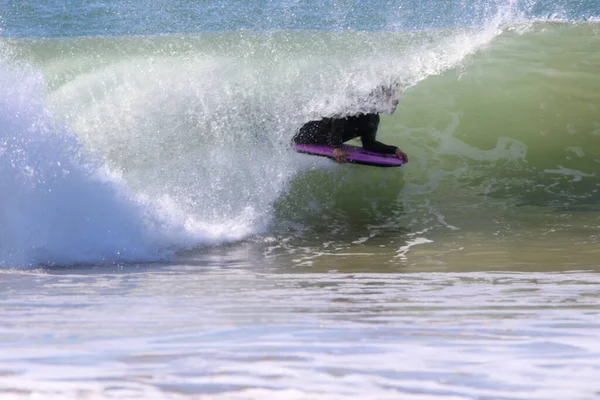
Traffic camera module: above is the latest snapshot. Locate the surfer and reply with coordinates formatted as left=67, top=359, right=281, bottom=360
left=293, top=86, right=409, bottom=164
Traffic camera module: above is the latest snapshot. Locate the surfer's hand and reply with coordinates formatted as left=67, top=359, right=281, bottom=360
left=395, top=148, right=408, bottom=163
left=333, top=147, right=348, bottom=163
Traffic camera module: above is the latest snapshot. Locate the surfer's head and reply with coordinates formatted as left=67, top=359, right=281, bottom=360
left=341, top=83, right=401, bottom=117
left=369, top=84, right=400, bottom=114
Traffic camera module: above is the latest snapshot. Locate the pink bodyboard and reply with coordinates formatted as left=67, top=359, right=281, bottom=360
left=294, top=144, right=404, bottom=167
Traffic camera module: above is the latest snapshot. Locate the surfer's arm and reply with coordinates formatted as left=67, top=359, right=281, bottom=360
left=362, top=138, right=408, bottom=162
left=357, top=114, right=397, bottom=154
left=328, top=119, right=344, bottom=148
left=329, top=119, right=350, bottom=163
left=361, top=137, right=398, bottom=154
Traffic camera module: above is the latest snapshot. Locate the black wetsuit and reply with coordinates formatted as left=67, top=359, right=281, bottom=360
left=293, top=113, right=397, bottom=154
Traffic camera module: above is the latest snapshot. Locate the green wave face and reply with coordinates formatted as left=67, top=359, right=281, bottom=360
left=394, top=23, right=600, bottom=207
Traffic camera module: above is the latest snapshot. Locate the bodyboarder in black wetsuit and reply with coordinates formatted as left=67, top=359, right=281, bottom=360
left=293, top=85, right=408, bottom=164
left=293, top=113, right=408, bottom=164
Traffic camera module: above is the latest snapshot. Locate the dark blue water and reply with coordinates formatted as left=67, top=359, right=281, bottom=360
left=1, top=0, right=598, bottom=38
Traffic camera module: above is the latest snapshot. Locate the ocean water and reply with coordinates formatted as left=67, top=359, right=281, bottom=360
left=1, top=0, right=600, bottom=399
